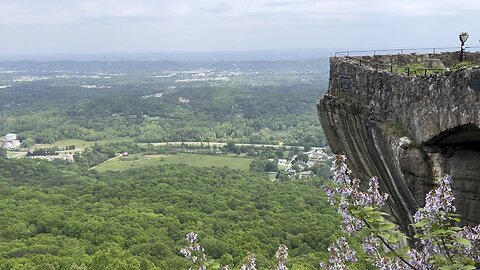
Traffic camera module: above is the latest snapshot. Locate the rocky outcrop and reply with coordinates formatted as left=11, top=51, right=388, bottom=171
left=317, top=52, right=480, bottom=235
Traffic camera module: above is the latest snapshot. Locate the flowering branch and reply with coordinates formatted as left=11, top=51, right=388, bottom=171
left=180, top=232, right=207, bottom=270
left=275, top=244, right=288, bottom=270
left=240, top=252, right=256, bottom=270
left=319, top=237, right=357, bottom=269
left=322, top=155, right=479, bottom=270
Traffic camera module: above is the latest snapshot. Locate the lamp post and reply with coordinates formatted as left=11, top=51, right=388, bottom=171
left=459, top=32, right=469, bottom=62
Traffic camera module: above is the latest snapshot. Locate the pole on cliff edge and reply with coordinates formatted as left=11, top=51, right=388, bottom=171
left=459, top=32, right=469, bottom=62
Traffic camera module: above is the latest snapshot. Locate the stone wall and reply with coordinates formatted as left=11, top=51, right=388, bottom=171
left=318, top=52, right=480, bottom=235
left=356, top=51, right=480, bottom=68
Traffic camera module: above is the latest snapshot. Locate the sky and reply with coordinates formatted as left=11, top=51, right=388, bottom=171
left=0, top=0, right=479, bottom=56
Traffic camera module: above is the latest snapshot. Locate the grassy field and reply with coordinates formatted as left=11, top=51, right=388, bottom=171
left=51, top=139, right=94, bottom=148
left=34, top=139, right=94, bottom=150
left=95, top=153, right=253, bottom=173
left=6, top=151, right=27, bottom=159
left=34, top=138, right=132, bottom=150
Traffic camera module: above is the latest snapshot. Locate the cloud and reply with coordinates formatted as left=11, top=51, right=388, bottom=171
left=1, top=0, right=479, bottom=25
left=0, top=0, right=479, bottom=54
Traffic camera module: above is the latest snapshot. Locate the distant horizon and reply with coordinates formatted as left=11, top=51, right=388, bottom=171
left=0, top=48, right=338, bottom=62
left=1, top=45, right=478, bottom=62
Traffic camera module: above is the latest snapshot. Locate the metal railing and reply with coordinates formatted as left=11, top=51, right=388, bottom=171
left=334, top=46, right=480, bottom=77
left=349, top=58, right=447, bottom=76
left=347, top=57, right=448, bottom=76
left=334, top=46, right=480, bottom=58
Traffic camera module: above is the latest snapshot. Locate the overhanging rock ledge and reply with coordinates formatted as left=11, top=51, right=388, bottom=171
left=317, top=52, right=480, bottom=235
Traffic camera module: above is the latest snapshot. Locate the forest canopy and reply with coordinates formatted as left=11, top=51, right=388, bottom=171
left=0, top=158, right=343, bottom=269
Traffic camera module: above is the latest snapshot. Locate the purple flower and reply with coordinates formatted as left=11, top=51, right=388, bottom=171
left=180, top=232, right=207, bottom=270
left=332, top=155, right=353, bottom=187
left=186, top=232, right=198, bottom=243
left=321, top=237, right=357, bottom=269
left=371, top=256, right=407, bottom=270
left=360, top=237, right=410, bottom=270
left=362, top=237, right=379, bottom=255
left=275, top=244, right=288, bottom=270
left=326, top=155, right=480, bottom=268
left=338, top=198, right=364, bottom=233
left=457, top=225, right=480, bottom=260
left=365, top=177, right=388, bottom=207
left=324, top=186, right=336, bottom=205
left=241, top=252, right=256, bottom=270
left=414, top=175, right=456, bottom=224
left=327, top=156, right=388, bottom=235
left=408, top=247, right=434, bottom=270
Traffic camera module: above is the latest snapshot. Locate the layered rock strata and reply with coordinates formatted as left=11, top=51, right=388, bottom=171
left=317, top=52, right=480, bottom=235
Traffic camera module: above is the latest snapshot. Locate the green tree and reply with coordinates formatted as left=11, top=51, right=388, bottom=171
left=276, top=171, right=289, bottom=181
left=297, top=152, right=309, bottom=163
left=265, top=160, right=278, bottom=172
left=220, top=253, right=234, bottom=267
left=249, top=158, right=278, bottom=172
left=90, top=246, right=141, bottom=270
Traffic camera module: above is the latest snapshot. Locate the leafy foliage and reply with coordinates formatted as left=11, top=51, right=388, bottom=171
left=322, top=155, right=480, bottom=270
left=0, top=158, right=340, bottom=269
left=391, top=63, right=444, bottom=76
left=452, top=61, right=476, bottom=70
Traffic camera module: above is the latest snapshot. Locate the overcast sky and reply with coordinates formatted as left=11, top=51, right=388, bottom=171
left=0, top=0, right=479, bottom=55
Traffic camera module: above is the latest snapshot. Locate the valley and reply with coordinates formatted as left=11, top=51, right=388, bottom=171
left=0, top=59, right=343, bottom=269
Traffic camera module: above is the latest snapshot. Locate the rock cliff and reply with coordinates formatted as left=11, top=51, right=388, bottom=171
left=317, top=52, right=480, bottom=235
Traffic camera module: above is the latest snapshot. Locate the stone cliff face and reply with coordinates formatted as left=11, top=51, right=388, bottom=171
left=317, top=52, right=480, bottom=235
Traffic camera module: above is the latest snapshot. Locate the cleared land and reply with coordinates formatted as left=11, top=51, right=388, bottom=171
left=33, top=138, right=132, bottom=150
left=95, top=153, right=253, bottom=172
left=33, top=139, right=94, bottom=150
left=6, top=151, right=27, bottom=159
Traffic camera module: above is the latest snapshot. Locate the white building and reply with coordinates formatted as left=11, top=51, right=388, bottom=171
left=5, top=133, right=17, bottom=141
left=299, top=171, right=312, bottom=178
left=1, top=133, right=21, bottom=150
left=278, top=159, right=288, bottom=166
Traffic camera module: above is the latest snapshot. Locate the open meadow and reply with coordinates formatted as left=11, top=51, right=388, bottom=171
left=95, top=153, right=253, bottom=172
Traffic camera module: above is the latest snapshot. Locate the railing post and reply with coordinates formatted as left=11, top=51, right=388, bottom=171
left=390, top=65, right=393, bottom=72
left=424, top=69, right=427, bottom=76
left=407, top=67, right=410, bottom=76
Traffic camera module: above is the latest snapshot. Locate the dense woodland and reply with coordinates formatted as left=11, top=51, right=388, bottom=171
left=0, top=158, right=362, bottom=269
left=0, top=59, right=354, bottom=269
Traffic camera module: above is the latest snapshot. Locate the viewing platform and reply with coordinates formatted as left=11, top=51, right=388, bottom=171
left=334, top=47, right=480, bottom=77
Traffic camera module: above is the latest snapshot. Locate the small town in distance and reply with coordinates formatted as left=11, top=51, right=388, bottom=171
left=0, top=59, right=332, bottom=181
